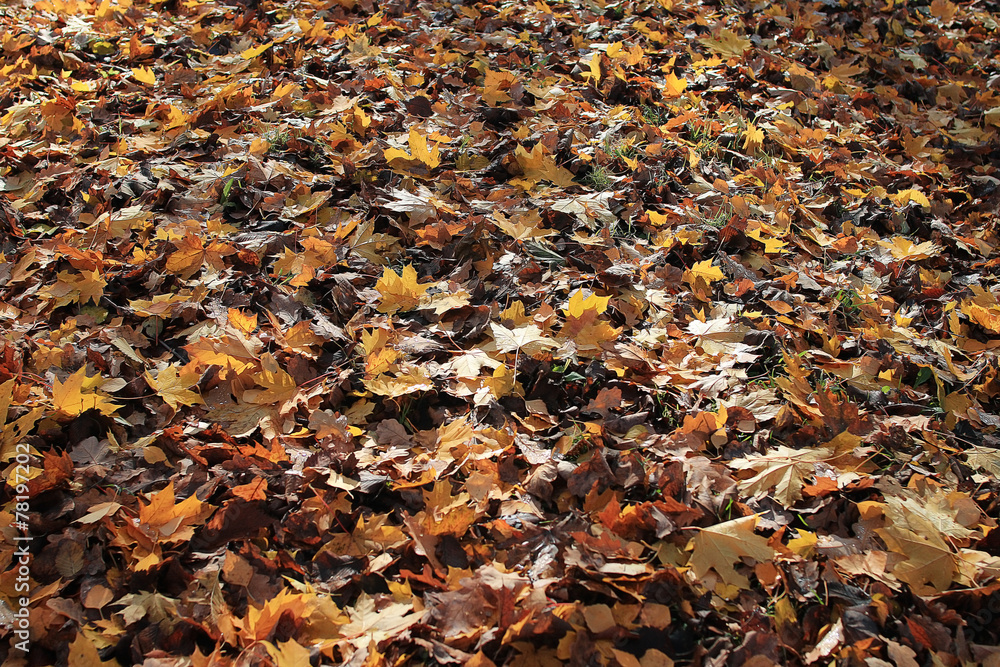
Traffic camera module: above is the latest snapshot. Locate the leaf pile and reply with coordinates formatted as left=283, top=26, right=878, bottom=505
left=3, top=0, right=1000, bottom=665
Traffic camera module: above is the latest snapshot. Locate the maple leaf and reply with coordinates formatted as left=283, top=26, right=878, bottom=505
left=745, top=224, right=788, bottom=254
left=244, top=353, right=297, bottom=405
left=241, top=41, right=273, bottom=59
left=688, top=515, right=775, bottom=588
left=41, top=269, right=107, bottom=307
left=963, top=302, right=1000, bottom=333
left=493, top=209, right=554, bottom=241
left=185, top=333, right=261, bottom=378
left=488, top=364, right=516, bottom=399
left=232, top=477, right=268, bottom=501
left=52, top=368, right=121, bottom=417
left=384, top=127, right=442, bottom=168
left=364, top=365, right=434, bottom=396
left=145, top=365, right=203, bottom=410
left=131, top=66, right=156, bottom=86
left=490, top=323, right=557, bottom=356
left=244, top=589, right=318, bottom=642
left=165, top=234, right=234, bottom=279
left=966, top=446, right=1000, bottom=476
left=338, top=593, right=419, bottom=650
left=138, top=480, right=213, bottom=542
left=68, top=632, right=117, bottom=667
left=699, top=29, right=751, bottom=57
left=483, top=68, right=517, bottom=106
left=129, top=291, right=200, bottom=318
left=878, top=236, right=940, bottom=260
left=663, top=70, right=687, bottom=97
left=227, top=308, right=257, bottom=335
left=512, top=143, right=576, bottom=188
left=684, top=260, right=724, bottom=287
left=730, top=446, right=831, bottom=507
left=888, top=189, right=931, bottom=209
left=564, top=289, right=610, bottom=318
left=0, top=379, right=43, bottom=462
left=264, top=639, right=313, bottom=667
left=376, top=264, right=431, bottom=313
left=877, top=524, right=955, bottom=594
left=743, top=122, right=764, bottom=153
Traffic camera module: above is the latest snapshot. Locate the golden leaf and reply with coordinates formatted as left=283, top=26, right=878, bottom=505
left=663, top=71, right=687, bottom=97
left=52, top=368, right=121, bottom=417
left=144, top=365, right=203, bottom=410
left=684, top=260, right=725, bottom=286
left=743, top=122, right=764, bottom=153
left=1, top=379, right=43, bottom=462
left=384, top=127, right=441, bottom=168
left=244, top=353, right=297, bottom=405
left=241, top=42, right=273, bottom=59
left=376, top=264, right=431, bottom=313
left=131, top=66, right=156, bottom=86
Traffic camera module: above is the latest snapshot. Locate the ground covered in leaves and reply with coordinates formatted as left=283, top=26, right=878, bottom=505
left=3, top=0, right=1000, bottom=664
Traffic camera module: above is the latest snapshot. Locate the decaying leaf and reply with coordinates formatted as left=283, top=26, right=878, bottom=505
left=4, top=0, right=1000, bottom=663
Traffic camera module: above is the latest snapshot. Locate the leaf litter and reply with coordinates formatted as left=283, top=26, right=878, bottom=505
left=2, top=0, right=1000, bottom=665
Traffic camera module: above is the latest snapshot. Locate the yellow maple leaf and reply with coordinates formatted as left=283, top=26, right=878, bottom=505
left=684, top=259, right=724, bottom=286
left=144, top=365, right=203, bottom=410
left=376, top=264, right=430, bottom=313
left=964, top=302, right=1000, bottom=333
left=608, top=42, right=644, bottom=66
left=492, top=209, right=555, bottom=241
left=241, top=42, right=273, bottom=60
left=746, top=227, right=788, bottom=254
left=743, top=122, right=764, bottom=153
left=889, top=189, right=931, bottom=209
left=699, top=29, right=751, bottom=57
left=488, top=364, right=516, bottom=399
left=1, top=379, right=43, bottom=462
left=364, top=366, right=434, bottom=396
left=563, top=319, right=621, bottom=353
left=184, top=334, right=260, bottom=378
left=663, top=71, right=687, bottom=97
left=67, top=632, right=117, bottom=667
left=384, top=127, right=441, bottom=168
left=131, top=66, right=156, bottom=86
left=878, top=236, right=940, bottom=261
left=588, top=51, right=602, bottom=83
left=265, top=639, right=313, bottom=667
left=244, top=353, right=297, bottom=405
left=279, top=321, right=324, bottom=358
left=129, top=292, right=193, bottom=317
left=512, top=143, right=576, bottom=188
left=52, top=367, right=121, bottom=417
left=564, top=289, right=610, bottom=318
